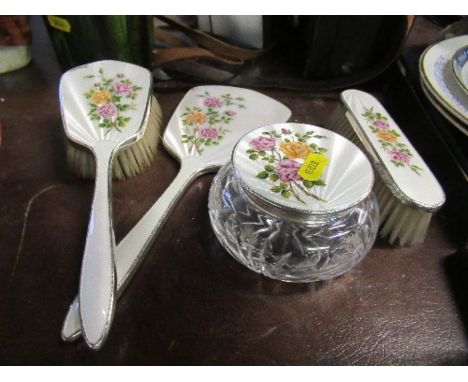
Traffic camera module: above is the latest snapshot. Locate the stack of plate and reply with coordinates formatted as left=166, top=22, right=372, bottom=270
left=419, top=35, right=468, bottom=136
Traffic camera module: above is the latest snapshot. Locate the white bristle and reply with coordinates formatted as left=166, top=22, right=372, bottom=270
left=324, top=105, right=360, bottom=146
left=65, top=95, right=163, bottom=180
left=324, top=104, right=434, bottom=246
left=389, top=205, right=411, bottom=244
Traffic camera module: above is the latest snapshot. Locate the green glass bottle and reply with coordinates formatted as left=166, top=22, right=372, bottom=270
left=44, top=16, right=154, bottom=71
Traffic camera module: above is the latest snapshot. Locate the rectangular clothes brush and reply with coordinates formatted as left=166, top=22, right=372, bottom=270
left=324, top=89, right=445, bottom=246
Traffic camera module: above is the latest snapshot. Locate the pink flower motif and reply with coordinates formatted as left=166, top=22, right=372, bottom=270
left=388, top=148, right=410, bottom=164
left=199, top=126, right=218, bottom=139
left=281, top=128, right=291, bottom=134
left=373, top=120, right=390, bottom=130
left=277, top=160, right=302, bottom=183
left=204, top=97, right=222, bottom=108
left=114, top=82, right=133, bottom=95
left=225, top=110, right=237, bottom=116
left=97, top=103, right=118, bottom=119
left=249, top=136, right=276, bottom=151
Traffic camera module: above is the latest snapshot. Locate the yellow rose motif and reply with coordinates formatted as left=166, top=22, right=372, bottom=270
left=185, top=111, right=206, bottom=125
left=376, top=130, right=398, bottom=144
left=91, top=89, right=112, bottom=105
left=280, top=141, right=313, bottom=160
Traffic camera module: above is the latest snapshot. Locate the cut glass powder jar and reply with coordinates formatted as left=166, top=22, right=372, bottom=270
left=208, top=123, right=380, bottom=282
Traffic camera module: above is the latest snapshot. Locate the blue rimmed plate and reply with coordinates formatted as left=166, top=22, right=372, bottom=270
left=451, top=45, right=468, bottom=93
left=420, top=35, right=468, bottom=126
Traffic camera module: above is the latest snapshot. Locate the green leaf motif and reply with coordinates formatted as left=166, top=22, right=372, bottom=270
left=314, top=179, right=326, bottom=186
left=303, top=178, right=325, bottom=188
left=269, top=174, right=279, bottom=182
left=256, top=171, right=269, bottom=179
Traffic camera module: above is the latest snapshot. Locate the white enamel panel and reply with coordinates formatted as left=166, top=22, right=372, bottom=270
left=342, top=89, right=445, bottom=211
left=232, top=123, right=374, bottom=214
left=162, top=85, right=292, bottom=165
left=60, top=60, right=152, bottom=149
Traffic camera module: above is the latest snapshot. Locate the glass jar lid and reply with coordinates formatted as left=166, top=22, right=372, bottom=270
left=232, top=123, right=374, bottom=215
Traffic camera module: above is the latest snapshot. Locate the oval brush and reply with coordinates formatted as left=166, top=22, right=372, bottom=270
left=65, top=95, right=163, bottom=180
left=60, top=60, right=155, bottom=349
left=60, top=85, right=292, bottom=342
left=324, top=89, right=445, bottom=246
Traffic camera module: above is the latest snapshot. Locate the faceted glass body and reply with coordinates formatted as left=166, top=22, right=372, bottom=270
left=209, top=163, right=379, bottom=282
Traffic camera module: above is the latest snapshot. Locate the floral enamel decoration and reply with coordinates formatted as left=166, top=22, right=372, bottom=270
left=181, top=91, right=246, bottom=155
left=246, top=128, right=328, bottom=204
left=361, top=107, right=423, bottom=175
left=83, top=68, right=142, bottom=132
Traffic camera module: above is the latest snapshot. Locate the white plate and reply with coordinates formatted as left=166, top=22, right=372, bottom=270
left=421, top=78, right=468, bottom=137
left=419, top=35, right=468, bottom=125
left=421, top=73, right=467, bottom=129
left=451, top=45, right=468, bottom=93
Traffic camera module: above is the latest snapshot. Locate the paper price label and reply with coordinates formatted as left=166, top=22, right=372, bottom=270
left=47, top=16, right=71, bottom=33
left=298, top=153, right=329, bottom=181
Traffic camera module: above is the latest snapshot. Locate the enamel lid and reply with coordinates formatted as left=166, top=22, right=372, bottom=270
left=341, top=89, right=446, bottom=212
left=232, top=123, right=374, bottom=215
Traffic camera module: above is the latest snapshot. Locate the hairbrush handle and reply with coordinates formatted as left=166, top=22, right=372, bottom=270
left=79, top=146, right=116, bottom=350
left=62, top=157, right=205, bottom=342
